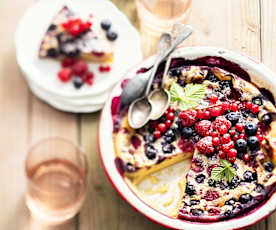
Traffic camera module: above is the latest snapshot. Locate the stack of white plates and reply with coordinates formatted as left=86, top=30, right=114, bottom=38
left=15, top=0, right=142, bottom=113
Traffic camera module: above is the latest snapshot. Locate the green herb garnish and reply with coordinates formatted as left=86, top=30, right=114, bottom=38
left=211, top=159, right=236, bottom=183
left=169, top=82, right=206, bottom=110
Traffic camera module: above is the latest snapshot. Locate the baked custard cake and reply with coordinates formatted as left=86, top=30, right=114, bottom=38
left=39, top=6, right=114, bottom=62
left=112, top=56, right=276, bottom=222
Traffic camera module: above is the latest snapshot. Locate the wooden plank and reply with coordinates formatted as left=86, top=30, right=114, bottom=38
left=260, top=0, right=276, bottom=229
left=0, top=0, right=79, bottom=230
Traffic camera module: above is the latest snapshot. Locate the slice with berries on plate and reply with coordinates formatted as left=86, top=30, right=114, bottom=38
left=39, top=6, right=115, bottom=63
left=112, top=63, right=276, bottom=221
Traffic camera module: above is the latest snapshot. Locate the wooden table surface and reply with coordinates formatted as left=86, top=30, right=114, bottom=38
left=1, top=0, right=276, bottom=229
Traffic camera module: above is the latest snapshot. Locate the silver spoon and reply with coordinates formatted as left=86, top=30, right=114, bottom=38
left=128, top=33, right=172, bottom=129
left=148, top=24, right=193, bottom=120
left=121, top=24, right=193, bottom=106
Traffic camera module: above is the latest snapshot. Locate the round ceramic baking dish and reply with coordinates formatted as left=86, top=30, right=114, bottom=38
left=99, top=47, right=276, bottom=230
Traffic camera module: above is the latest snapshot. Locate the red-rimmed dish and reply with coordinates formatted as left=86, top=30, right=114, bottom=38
left=99, top=47, right=276, bottom=229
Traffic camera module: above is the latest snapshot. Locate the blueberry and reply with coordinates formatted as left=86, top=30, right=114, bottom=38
left=208, top=179, right=216, bottom=188
left=247, top=136, right=260, bottom=150
left=143, top=134, right=154, bottom=143
left=185, top=183, right=196, bottom=196
left=206, top=73, right=218, bottom=82
left=191, top=209, right=203, bottom=216
left=60, top=42, right=80, bottom=57
left=244, top=122, right=258, bottom=136
left=219, top=81, right=231, bottom=90
left=224, top=210, right=233, bottom=217
left=235, top=139, right=247, bottom=153
left=47, top=48, right=59, bottom=57
left=255, top=184, right=264, bottom=193
left=190, top=199, right=200, bottom=206
left=239, top=193, right=252, bottom=204
left=192, top=134, right=201, bottom=143
left=73, top=77, right=83, bottom=89
left=226, top=112, right=240, bottom=125
left=225, top=198, right=236, bottom=206
left=195, top=174, right=206, bottom=184
left=261, top=113, right=273, bottom=125
left=228, top=176, right=240, bottom=189
left=164, top=129, right=176, bottom=143
left=126, top=163, right=135, bottom=172
left=243, top=171, right=255, bottom=182
left=145, top=145, right=157, bottom=160
left=182, top=127, right=194, bottom=138
left=264, top=161, right=274, bottom=172
left=169, top=68, right=182, bottom=77
left=252, top=96, right=264, bottom=106
left=48, top=24, right=57, bottom=31
left=219, top=182, right=227, bottom=190
left=106, top=30, right=118, bottom=41
left=162, top=144, right=174, bottom=154
left=100, top=19, right=112, bottom=31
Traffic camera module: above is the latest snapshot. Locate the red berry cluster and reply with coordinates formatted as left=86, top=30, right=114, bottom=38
left=245, top=101, right=259, bottom=114
left=58, top=58, right=94, bottom=86
left=153, top=107, right=175, bottom=139
left=62, top=18, right=92, bottom=37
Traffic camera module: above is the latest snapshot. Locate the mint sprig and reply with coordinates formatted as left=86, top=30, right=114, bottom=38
left=169, top=82, right=206, bottom=110
left=211, top=159, right=236, bottom=183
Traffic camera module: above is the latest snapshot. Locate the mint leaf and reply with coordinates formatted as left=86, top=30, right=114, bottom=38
left=169, top=83, right=206, bottom=110
left=225, top=166, right=236, bottom=182
left=211, top=167, right=225, bottom=182
left=170, top=82, right=184, bottom=102
left=220, top=159, right=232, bottom=168
left=211, top=160, right=237, bottom=183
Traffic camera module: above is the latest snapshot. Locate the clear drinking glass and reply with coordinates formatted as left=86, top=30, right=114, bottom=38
left=136, top=0, right=192, bottom=56
left=25, top=137, right=88, bottom=225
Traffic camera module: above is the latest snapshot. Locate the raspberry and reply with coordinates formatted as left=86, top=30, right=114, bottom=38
left=221, top=101, right=231, bottom=111
left=211, top=131, right=219, bottom=137
left=239, top=133, right=246, bottom=139
left=157, top=123, right=167, bottom=133
left=228, top=157, right=236, bottom=163
left=165, top=120, right=172, bottom=128
left=228, top=149, right=237, bottom=158
left=194, top=120, right=212, bottom=136
left=197, top=110, right=205, bottom=119
left=99, top=65, right=111, bottom=72
left=210, top=106, right=222, bottom=117
left=179, top=110, right=198, bottom=127
left=72, top=60, right=88, bottom=76
left=166, top=112, right=175, bottom=120
left=222, top=141, right=234, bottom=153
left=245, top=101, right=253, bottom=110
left=256, top=134, right=264, bottom=142
left=243, top=153, right=251, bottom=162
left=235, top=123, right=244, bottom=132
left=219, top=125, right=229, bottom=134
left=231, top=103, right=239, bottom=112
left=229, top=129, right=236, bottom=136
left=191, top=158, right=204, bottom=173
left=221, top=134, right=231, bottom=144
left=204, top=190, right=220, bottom=201
left=209, top=94, right=218, bottom=104
left=83, top=71, right=94, bottom=85
left=61, top=58, right=76, bottom=67
left=178, top=138, right=195, bottom=153
left=212, top=137, right=220, bottom=146
left=154, top=130, right=161, bottom=139
left=196, top=136, right=214, bottom=154
left=57, top=68, right=72, bottom=82
left=251, top=104, right=259, bottom=114
left=213, top=116, right=232, bottom=131
left=218, top=151, right=226, bottom=159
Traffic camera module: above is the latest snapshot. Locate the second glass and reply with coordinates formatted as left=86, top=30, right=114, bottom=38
left=25, top=137, right=88, bottom=225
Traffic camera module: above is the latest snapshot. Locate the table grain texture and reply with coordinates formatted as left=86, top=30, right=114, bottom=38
left=0, top=0, right=275, bottom=229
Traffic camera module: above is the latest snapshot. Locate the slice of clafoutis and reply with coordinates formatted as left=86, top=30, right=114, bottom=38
left=39, top=6, right=114, bottom=63
left=114, top=116, right=194, bottom=185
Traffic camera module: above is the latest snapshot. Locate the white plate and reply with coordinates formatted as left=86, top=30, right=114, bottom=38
left=15, top=0, right=142, bottom=112
left=99, top=46, right=276, bottom=229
